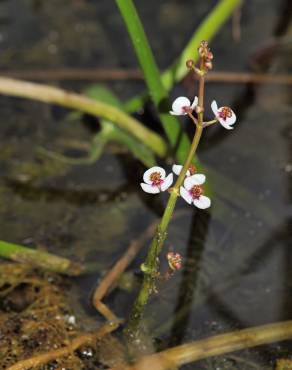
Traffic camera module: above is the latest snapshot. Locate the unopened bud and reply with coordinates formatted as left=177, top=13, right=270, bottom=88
left=198, top=40, right=209, bottom=56
left=204, top=61, right=213, bottom=70
left=167, top=252, right=182, bottom=271
left=206, top=51, right=213, bottom=61
left=186, top=59, right=195, bottom=69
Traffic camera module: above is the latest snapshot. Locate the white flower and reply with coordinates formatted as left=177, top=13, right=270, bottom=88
left=180, top=176, right=211, bottom=209
left=170, top=96, right=198, bottom=116
left=172, top=164, right=205, bottom=183
left=211, top=100, right=236, bottom=130
left=140, top=166, right=173, bottom=194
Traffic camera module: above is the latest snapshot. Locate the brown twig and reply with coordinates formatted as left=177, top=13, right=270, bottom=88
left=110, top=320, right=292, bottom=370
left=205, top=71, right=292, bottom=84
left=92, top=220, right=159, bottom=320
left=0, top=68, right=142, bottom=81
left=7, top=322, right=119, bottom=370
left=1, top=69, right=292, bottom=85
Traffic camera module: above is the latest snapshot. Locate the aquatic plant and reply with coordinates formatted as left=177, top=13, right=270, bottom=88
left=126, top=40, right=237, bottom=338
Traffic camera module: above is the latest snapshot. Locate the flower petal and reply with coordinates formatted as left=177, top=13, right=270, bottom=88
left=172, top=96, right=191, bottom=114
left=193, top=195, right=211, bottom=209
left=160, top=173, right=173, bottom=191
left=189, top=174, right=206, bottom=185
left=184, top=174, right=205, bottom=190
left=191, top=96, right=198, bottom=109
left=140, top=183, right=160, bottom=194
left=172, top=164, right=183, bottom=176
left=218, top=119, right=234, bottom=130
left=180, top=186, right=192, bottom=204
left=211, top=100, right=218, bottom=115
left=226, top=111, right=236, bottom=125
left=143, top=166, right=166, bottom=184
left=170, top=110, right=183, bottom=116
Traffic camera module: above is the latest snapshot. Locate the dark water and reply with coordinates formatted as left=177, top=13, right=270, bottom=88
left=0, top=0, right=292, bottom=368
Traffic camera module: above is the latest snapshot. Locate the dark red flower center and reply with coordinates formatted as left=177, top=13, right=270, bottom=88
left=218, top=107, right=232, bottom=121
left=150, top=171, right=163, bottom=186
left=189, top=185, right=203, bottom=199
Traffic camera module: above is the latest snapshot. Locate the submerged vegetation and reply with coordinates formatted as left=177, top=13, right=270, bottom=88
left=0, top=0, right=292, bottom=368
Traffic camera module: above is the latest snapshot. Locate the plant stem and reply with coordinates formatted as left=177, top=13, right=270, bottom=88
left=126, top=70, right=206, bottom=337
left=0, top=240, right=84, bottom=276
left=0, top=77, right=167, bottom=157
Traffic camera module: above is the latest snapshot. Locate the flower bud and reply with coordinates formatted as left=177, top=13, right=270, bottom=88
left=167, top=252, right=182, bottom=271
left=204, top=61, right=213, bottom=70
left=186, top=59, right=195, bottom=69
left=198, top=40, right=209, bottom=57
left=206, top=51, right=214, bottom=61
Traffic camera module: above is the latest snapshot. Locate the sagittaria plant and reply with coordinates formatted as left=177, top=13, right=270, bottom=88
left=126, top=41, right=237, bottom=339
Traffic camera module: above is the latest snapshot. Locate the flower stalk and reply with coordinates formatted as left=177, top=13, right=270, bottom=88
left=126, top=40, right=237, bottom=341
left=125, top=49, right=207, bottom=340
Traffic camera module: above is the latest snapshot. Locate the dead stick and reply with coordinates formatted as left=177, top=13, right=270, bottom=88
left=0, top=68, right=142, bottom=81
left=110, top=320, right=292, bottom=370
left=7, top=322, right=119, bottom=370
left=1, top=69, right=292, bottom=84
left=92, top=220, right=158, bottom=318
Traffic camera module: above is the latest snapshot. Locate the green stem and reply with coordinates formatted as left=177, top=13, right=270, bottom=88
left=125, top=125, right=203, bottom=337
left=126, top=57, right=207, bottom=337
left=0, top=240, right=84, bottom=276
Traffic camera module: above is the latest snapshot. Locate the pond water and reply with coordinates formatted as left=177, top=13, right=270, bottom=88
left=0, top=0, right=292, bottom=368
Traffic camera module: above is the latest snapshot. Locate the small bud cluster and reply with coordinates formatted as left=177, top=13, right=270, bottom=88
left=198, top=40, right=213, bottom=71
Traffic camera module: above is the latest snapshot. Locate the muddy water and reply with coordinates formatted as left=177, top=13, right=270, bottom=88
left=0, top=0, right=292, bottom=368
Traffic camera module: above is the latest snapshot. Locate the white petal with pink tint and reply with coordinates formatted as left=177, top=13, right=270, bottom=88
left=170, top=96, right=197, bottom=116
left=172, top=164, right=183, bottom=176
left=193, top=195, right=211, bottom=209
left=140, top=183, right=160, bottom=194
left=143, top=166, right=165, bottom=184
left=184, top=174, right=206, bottom=190
left=211, top=100, right=218, bottom=116
left=191, top=96, right=198, bottom=109
left=160, top=173, right=173, bottom=191
left=180, top=186, right=192, bottom=204
left=219, top=121, right=234, bottom=130
left=189, top=174, right=206, bottom=185
left=211, top=100, right=236, bottom=130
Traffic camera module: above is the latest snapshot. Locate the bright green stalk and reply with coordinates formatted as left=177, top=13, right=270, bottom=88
left=116, top=0, right=191, bottom=164
left=125, top=0, right=242, bottom=112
